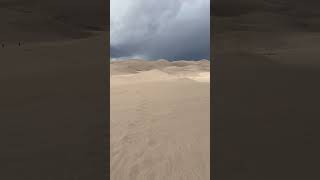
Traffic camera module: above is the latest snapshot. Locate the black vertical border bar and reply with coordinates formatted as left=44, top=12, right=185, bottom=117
left=210, top=0, right=220, bottom=179
left=0, top=0, right=110, bottom=179
left=106, top=1, right=110, bottom=179
left=210, top=0, right=213, bottom=177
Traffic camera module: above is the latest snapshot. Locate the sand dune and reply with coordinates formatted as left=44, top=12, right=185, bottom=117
left=111, top=60, right=210, bottom=85
left=111, top=60, right=210, bottom=180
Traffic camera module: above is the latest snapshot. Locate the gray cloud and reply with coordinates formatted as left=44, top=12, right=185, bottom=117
left=111, top=0, right=210, bottom=60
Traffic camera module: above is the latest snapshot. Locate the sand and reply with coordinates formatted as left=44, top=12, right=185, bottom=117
left=110, top=60, right=210, bottom=180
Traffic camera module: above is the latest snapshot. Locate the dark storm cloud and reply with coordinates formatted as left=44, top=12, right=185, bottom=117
left=111, top=0, right=210, bottom=60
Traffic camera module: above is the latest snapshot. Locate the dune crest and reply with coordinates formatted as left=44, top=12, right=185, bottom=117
left=111, top=59, right=210, bottom=84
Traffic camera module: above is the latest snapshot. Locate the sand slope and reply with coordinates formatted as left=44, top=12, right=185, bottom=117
left=111, top=60, right=210, bottom=180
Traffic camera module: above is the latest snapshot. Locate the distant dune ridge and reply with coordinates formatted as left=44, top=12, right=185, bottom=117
left=111, top=59, right=210, bottom=85
left=111, top=59, right=210, bottom=180
left=111, top=59, right=210, bottom=75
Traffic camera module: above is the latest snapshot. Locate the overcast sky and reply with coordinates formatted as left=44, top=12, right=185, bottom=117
left=110, top=0, right=210, bottom=60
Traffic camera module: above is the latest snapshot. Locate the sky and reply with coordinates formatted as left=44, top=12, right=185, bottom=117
left=110, top=0, right=210, bottom=61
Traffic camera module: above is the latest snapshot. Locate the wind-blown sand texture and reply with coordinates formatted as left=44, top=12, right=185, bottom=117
left=111, top=60, right=210, bottom=180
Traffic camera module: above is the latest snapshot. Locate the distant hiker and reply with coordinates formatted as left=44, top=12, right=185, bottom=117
left=1, top=44, right=4, bottom=48
left=18, top=42, right=21, bottom=46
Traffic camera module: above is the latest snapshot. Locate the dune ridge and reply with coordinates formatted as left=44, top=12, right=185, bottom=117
left=111, top=59, right=210, bottom=82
